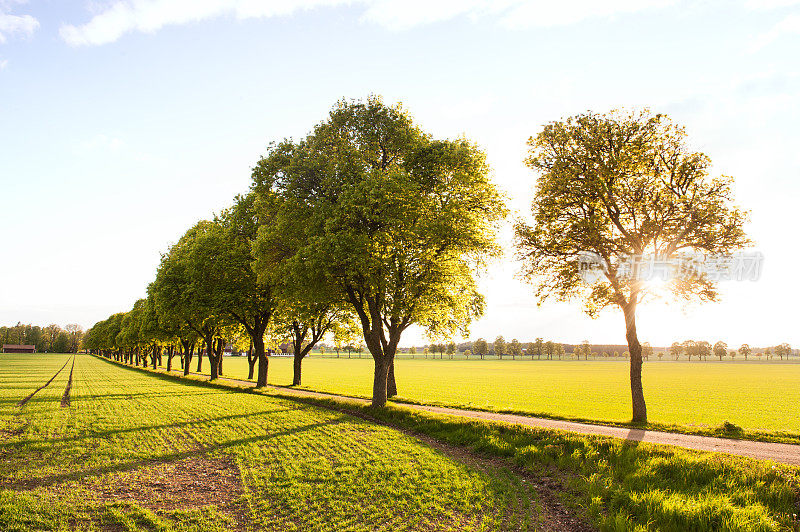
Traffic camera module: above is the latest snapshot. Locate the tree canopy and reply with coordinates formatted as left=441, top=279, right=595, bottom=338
left=252, top=97, right=507, bottom=405
left=515, top=109, right=750, bottom=422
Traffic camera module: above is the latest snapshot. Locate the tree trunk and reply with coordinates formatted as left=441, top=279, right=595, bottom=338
left=387, top=360, right=397, bottom=397
left=372, top=356, right=391, bottom=407
left=183, top=345, right=193, bottom=376
left=209, top=354, right=218, bottom=380
left=292, top=354, right=302, bottom=386
left=196, top=348, right=203, bottom=372
left=166, top=346, right=173, bottom=372
left=247, top=344, right=256, bottom=380
left=216, top=339, right=224, bottom=376
left=623, top=302, right=647, bottom=423
left=208, top=342, right=218, bottom=381
left=254, top=335, right=268, bottom=387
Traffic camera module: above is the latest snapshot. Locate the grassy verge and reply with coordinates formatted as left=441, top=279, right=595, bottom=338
left=102, top=355, right=800, bottom=531
left=383, top=396, right=800, bottom=446
left=270, top=393, right=800, bottom=532
left=215, top=356, right=800, bottom=445
left=211, top=375, right=800, bottom=446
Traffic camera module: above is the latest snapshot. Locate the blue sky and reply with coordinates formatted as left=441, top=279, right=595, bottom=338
left=1, top=0, right=799, bottom=347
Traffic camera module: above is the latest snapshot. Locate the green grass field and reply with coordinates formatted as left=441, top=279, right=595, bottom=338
left=0, top=354, right=555, bottom=531
left=4, top=354, right=799, bottom=531
left=217, top=357, right=800, bottom=435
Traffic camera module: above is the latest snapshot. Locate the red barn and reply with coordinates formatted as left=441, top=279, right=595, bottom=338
left=2, top=344, right=36, bottom=353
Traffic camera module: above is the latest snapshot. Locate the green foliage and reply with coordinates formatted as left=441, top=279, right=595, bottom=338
left=117, top=299, right=145, bottom=352
left=515, top=109, right=751, bottom=422
left=150, top=224, right=220, bottom=337
left=147, top=220, right=239, bottom=377
left=251, top=96, right=507, bottom=404
left=211, top=193, right=277, bottom=335
left=0, top=323, right=83, bottom=353
left=515, top=109, right=750, bottom=313
left=473, top=338, right=488, bottom=356
left=493, top=336, right=506, bottom=356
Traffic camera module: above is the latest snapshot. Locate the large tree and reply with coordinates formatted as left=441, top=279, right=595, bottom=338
left=150, top=223, right=227, bottom=380
left=713, top=341, right=728, bottom=361
left=252, top=97, right=506, bottom=406
left=515, top=110, right=749, bottom=422
left=118, top=301, right=146, bottom=365
left=203, top=193, right=279, bottom=387
left=493, top=335, right=506, bottom=358
left=775, top=343, right=792, bottom=360
left=473, top=338, right=488, bottom=360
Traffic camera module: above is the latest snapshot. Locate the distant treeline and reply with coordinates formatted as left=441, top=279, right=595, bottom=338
left=399, top=339, right=795, bottom=360
left=446, top=342, right=661, bottom=355
left=0, top=322, right=84, bottom=353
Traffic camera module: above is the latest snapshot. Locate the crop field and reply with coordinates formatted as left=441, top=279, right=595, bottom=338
left=4, top=354, right=800, bottom=531
left=219, top=357, right=800, bottom=434
left=1, top=353, right=560, bottom=531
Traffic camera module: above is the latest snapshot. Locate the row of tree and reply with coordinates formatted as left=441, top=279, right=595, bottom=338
left=87, top=100, right=753, bottom=423
left=669, top=341, right=793, bottom=361
left=0, top=322, right=83, bottom=353
left=86, top=97, right=505, bottom=406
left=82, top=189, right=360, bottom=386
left=421, top=338, right=794, bottom=361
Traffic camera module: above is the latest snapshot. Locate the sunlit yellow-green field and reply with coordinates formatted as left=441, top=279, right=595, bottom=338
left=219, top=356, right=800, bottom=433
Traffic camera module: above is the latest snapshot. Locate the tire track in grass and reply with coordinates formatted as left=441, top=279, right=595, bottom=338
left=61, top=356, right=76, bottom=408
left=17, top=357, right=72, bottom=407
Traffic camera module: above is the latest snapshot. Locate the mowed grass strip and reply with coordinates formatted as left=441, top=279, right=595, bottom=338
left=0, top=354, right=560, bottom=531
left=217, top=357, right=800, bottom=436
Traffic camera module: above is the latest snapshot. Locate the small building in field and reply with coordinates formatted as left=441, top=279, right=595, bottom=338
left=2, top=344, right=36, bottom=353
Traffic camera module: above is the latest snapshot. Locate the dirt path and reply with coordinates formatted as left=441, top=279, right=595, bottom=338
left=17, top=356, right=73, bottom=407
left=61, top=357, right=75, bottom=408
left=181, top=372, right=800, bottom=466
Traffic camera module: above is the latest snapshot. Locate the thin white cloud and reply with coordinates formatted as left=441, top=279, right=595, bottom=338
left=0, top=5, right=38, bottom=43
left=60, top=0, right=352, bottom=46
left=359, top=0, right=503, bottom=30
left=750, top=12, right=800, bottom=51
left=61, top=0, right=678, bottom=46
left=0, top=58, right=7, bottom=70
left=743, top=0, right=800, bottom=9
left=498, top=0, right=676, bottom=29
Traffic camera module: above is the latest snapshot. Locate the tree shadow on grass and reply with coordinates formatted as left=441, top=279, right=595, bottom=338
left=0, top=405, right=312, bottom=450
left=6, top=414, right=351, bottom=491
left=622, top=428, right=646, bottom=443
left=79, top=390, right=220, bottom=400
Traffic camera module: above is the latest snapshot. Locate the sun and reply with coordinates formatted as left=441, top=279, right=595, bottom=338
left=641, top=276, right=670, bottom=298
